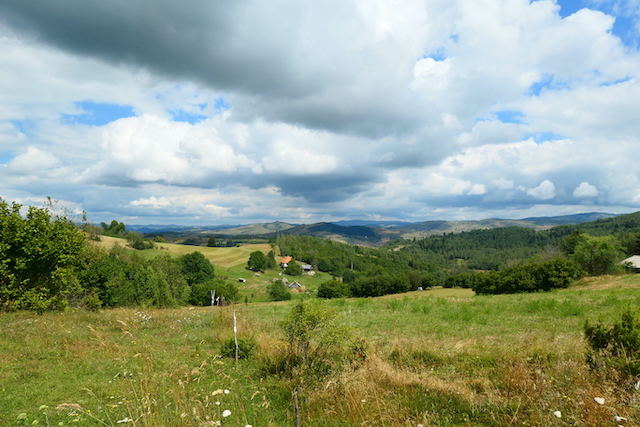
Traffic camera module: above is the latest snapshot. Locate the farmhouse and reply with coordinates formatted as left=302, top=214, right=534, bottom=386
left=621, top=255, right=640, bottom=272
left=280, top=256, right=292, bottom=267
left=288, top=281, right=302, bottom=289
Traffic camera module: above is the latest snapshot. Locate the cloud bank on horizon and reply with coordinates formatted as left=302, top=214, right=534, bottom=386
left=1, top=0, right=640, bottom=225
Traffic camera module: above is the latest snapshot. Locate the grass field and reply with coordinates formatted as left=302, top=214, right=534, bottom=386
left=2, top=276, right=640, bottom=426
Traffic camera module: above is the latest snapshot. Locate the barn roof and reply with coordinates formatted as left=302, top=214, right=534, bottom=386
left=622, top=255, right=640, bottom=268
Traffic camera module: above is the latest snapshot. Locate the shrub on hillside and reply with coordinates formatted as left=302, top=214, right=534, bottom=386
left=317, top=279, right=349, bottom=299
left=584, top=309, right=640, bottom=382
left=179, top=251, right=215, bottom=286
left=284, top=260, right=302, bottom=276
left=349, top=273, right=410, bottom=297
left=0, top=198, right=86, bottom=313
left=268, top=279, right=292, bottom=301
left=190, top=279, right=239, bottom=306
left=472, top=258, right=582, bottom=295
left=220, top=336, right=257, bottom=360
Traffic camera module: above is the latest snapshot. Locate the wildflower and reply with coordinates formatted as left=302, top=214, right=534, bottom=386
left=553, top=411, right=562, bottom=418
left=222, top=410, right=231, bottom=418
left=594, top=397, right=605, bottom=405
left=224, top=389, right=230, bottom=394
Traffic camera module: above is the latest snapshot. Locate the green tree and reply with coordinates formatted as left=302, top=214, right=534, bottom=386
left=190, top=278, right=239, bottom=306
left=101, top=220, right=127, bottom=237
left=179, top=252, right=215, bottom=286
left=284, top=260, right=302, bottom=276
left=0, top=198, right=86, bottom=312
left=247, top=250, right=267, bottom=272
left=317, top=279, right=349, bottom=299
left=267, top=279, right=292, bottom=301
left=149, top=254, right=190, bottom=306
left=266, top=250, right=277, bottom=269
left=127, top=231, right=145, bottom=250
left=573, top=235, right=624, bottom=276
left=207, top=236, right=216, bottom=247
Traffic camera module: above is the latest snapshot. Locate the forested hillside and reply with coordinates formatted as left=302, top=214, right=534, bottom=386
left=3, top=195, right=640, bottom=312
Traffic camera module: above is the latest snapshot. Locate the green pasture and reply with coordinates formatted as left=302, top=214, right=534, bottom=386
left=2, top=276, right=640, bottom=426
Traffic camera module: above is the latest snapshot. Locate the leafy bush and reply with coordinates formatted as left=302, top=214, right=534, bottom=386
left=584, top=309, right=640, bottom=381
left=220, top=336, right=257, bottom=359
left=317, top=279, right=349, bottom=299
left=247, top=250, right=267, bottom=272
left=0, top=198, right=86, bottom=313
left=276, top=300, right=352, bottom=378
left=472, top=258, right=582, bottom=295
left=179, top=251, right=215, bottom=286
left=267, top=279, right=292, bottom=301
left=349, top=273, right=410, bottom=297
left=190, top=279, right=239, bottom=306
left=284, top=260, right=302, bottom=276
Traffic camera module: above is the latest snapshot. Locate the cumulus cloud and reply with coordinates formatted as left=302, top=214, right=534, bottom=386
left=573, top=182, right=600, bottom=198
left=5, top=147, right=61, bottom=175
left=528, top=180, right=557, bottom=200
left=0, top=0, right=639, bottom=224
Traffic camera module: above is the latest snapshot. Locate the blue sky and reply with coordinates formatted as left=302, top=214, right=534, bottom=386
left=1, top=0, right=640, bottom=225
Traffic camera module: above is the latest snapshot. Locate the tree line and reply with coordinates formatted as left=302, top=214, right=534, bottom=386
left=0, top=198, right=237, bottom=313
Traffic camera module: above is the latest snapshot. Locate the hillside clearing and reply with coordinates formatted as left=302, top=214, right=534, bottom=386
left=91, top=235, right=271, bottom=269
left=2, top=277, right=640, bottom=426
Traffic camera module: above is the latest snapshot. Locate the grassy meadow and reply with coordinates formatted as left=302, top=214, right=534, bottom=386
left=2, top=274, right=640, bottom=427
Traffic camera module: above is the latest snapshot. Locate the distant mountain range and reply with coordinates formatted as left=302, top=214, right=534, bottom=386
left=129, top=212, right=619, bottom=246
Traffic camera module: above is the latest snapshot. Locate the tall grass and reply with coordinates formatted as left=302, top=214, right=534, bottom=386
left=2, top=278, right=640, bottom=426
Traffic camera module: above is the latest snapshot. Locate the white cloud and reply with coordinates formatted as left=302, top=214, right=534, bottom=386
left=0, top=0, right=640, bottom=224
left=5, top=147, right=61, bottom=175
left=528, top=180, right=556, bottom=200
left=130, top=196, right=171, bottom=209
left=573, top=182, right=599, bottom=197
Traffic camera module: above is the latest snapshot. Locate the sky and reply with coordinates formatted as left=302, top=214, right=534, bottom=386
left=1, top=0, right=640, bottom=226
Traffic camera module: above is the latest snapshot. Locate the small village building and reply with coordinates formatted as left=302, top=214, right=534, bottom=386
left=280, top=256, right=293, bottom=267
left=288, top=281, right=302, bottom=289
left=621, top=255, right=640, bottom=272
left=238, top=278, right=247, bottom=283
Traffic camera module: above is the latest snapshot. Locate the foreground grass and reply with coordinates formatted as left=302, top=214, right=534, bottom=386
left=2, top=279, right=640, bottom=426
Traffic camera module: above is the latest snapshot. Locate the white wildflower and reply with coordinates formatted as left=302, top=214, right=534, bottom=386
left=594, top=397, right=605, bottom=405
left=224, top=389, right=230, bottom=394
left=553, top=411, right=562, bottom=418
left=222, top=410, right=231, bottom=418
